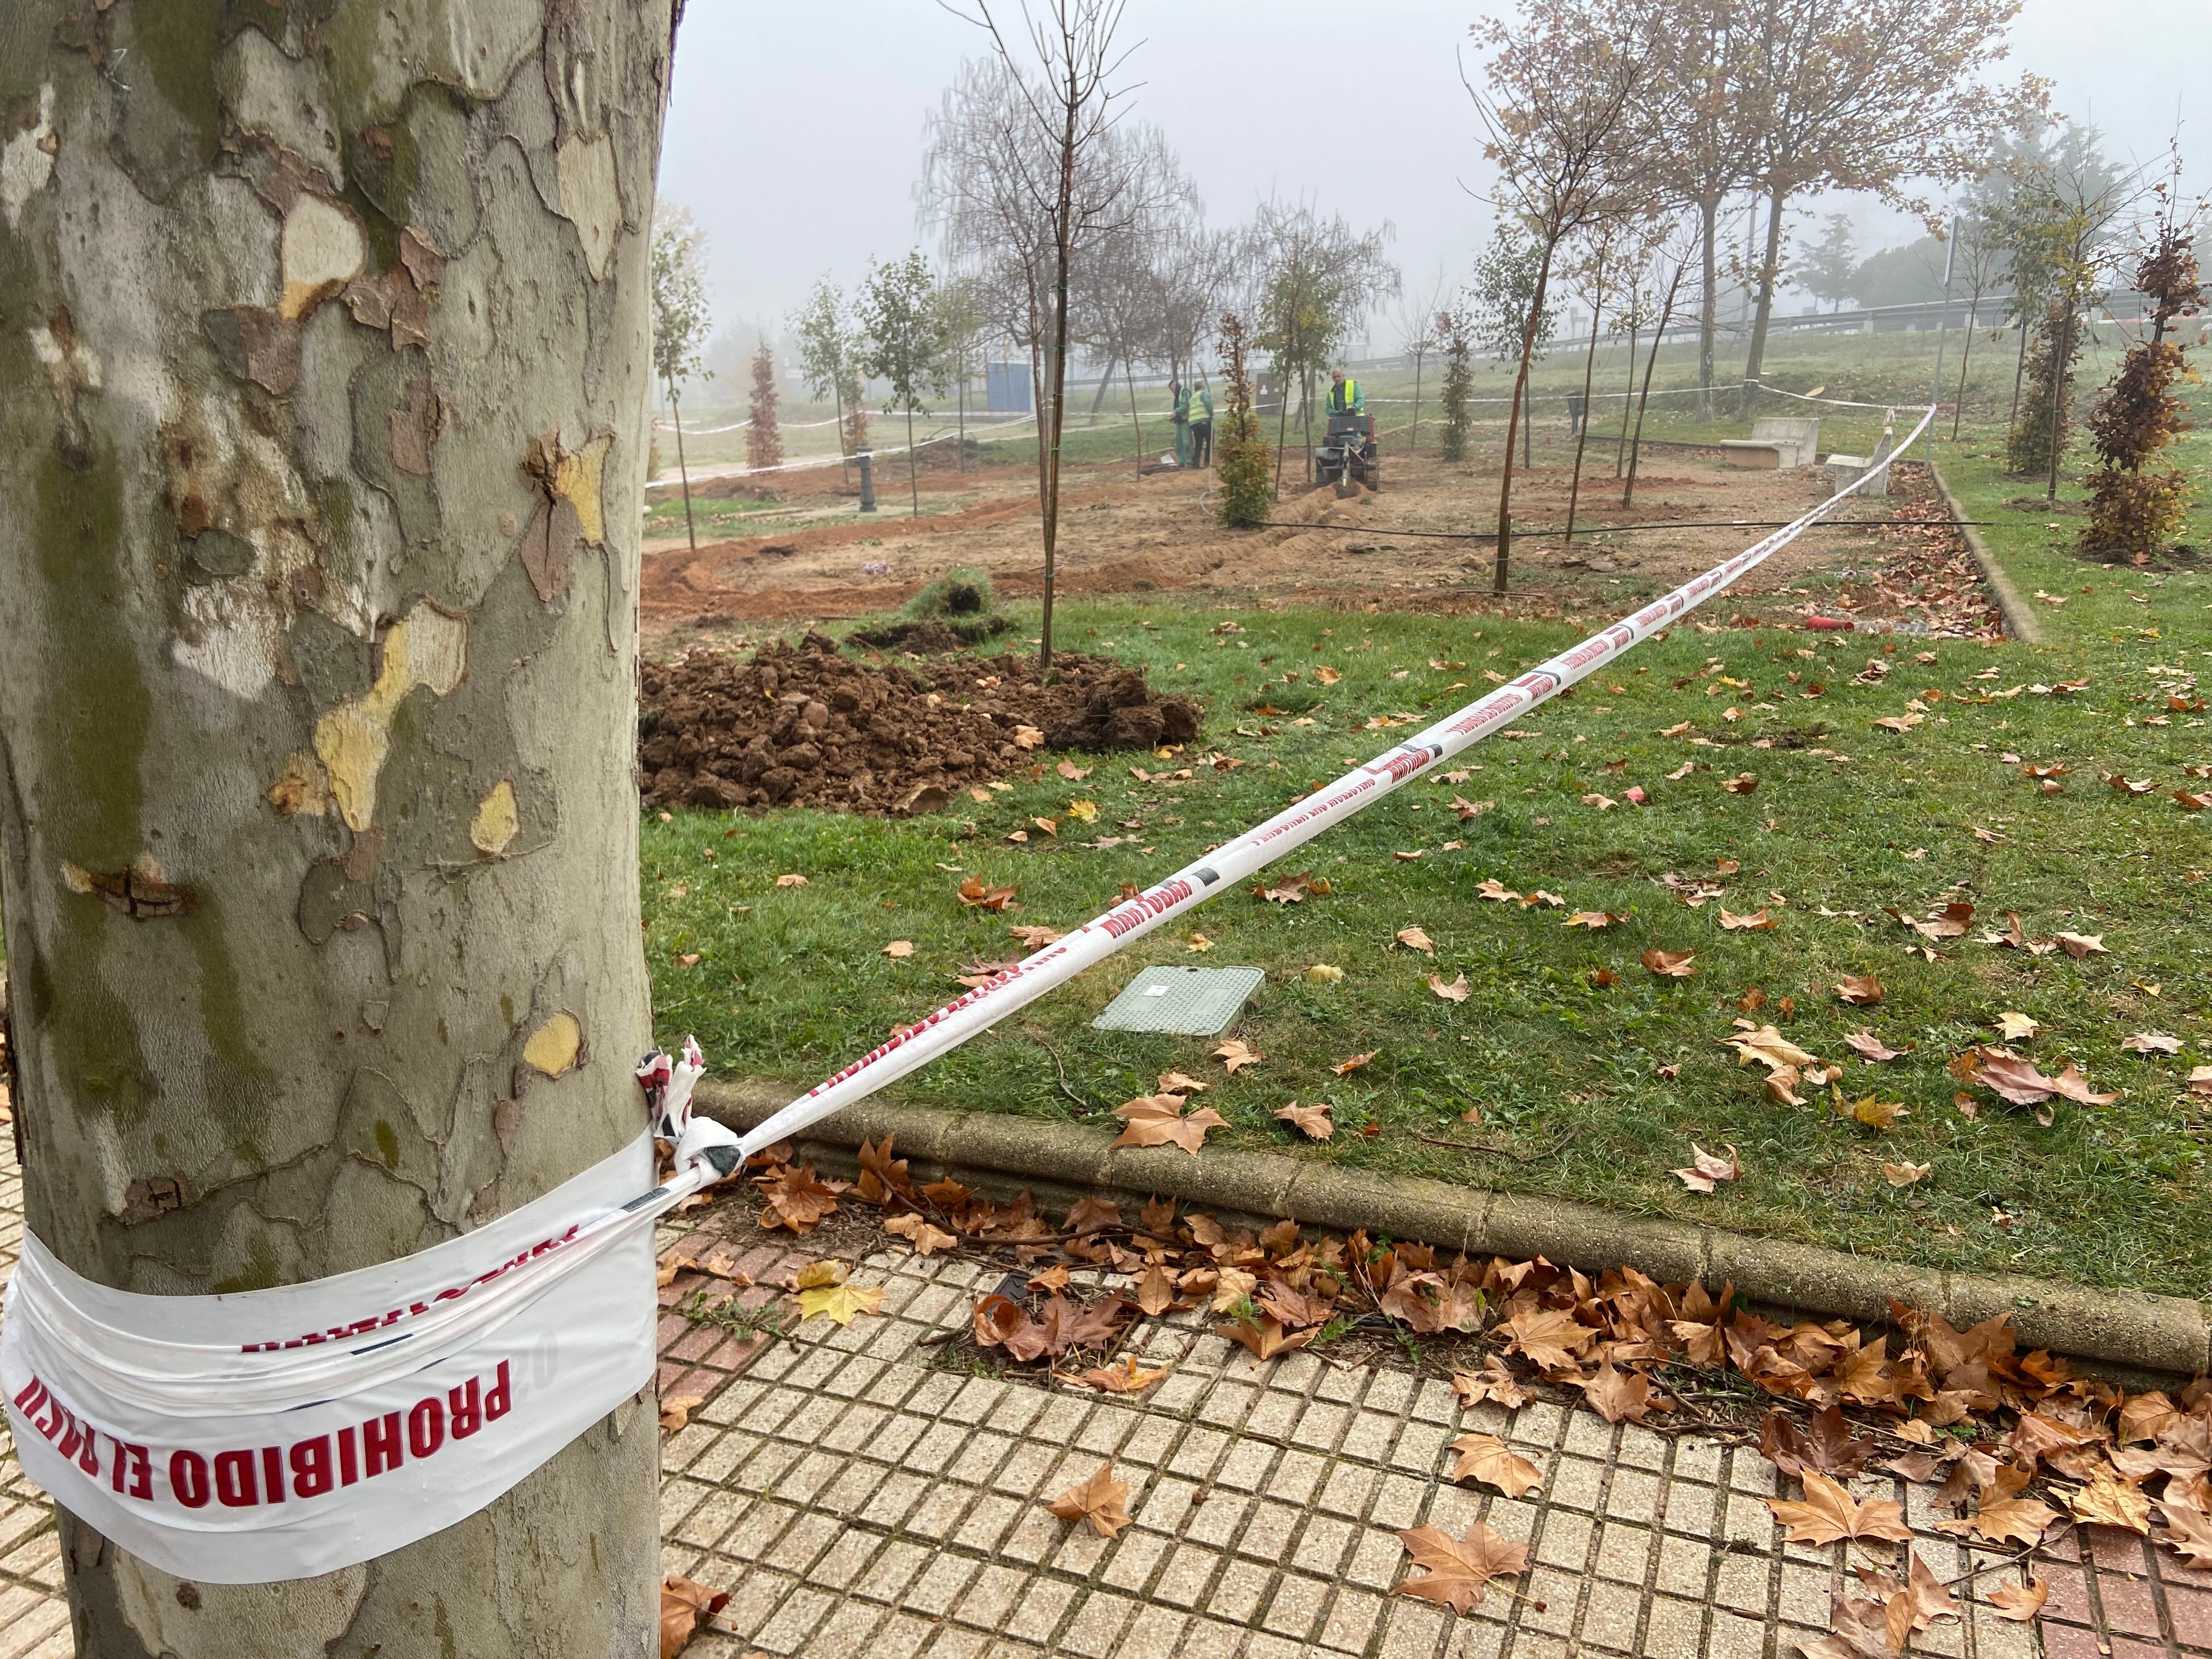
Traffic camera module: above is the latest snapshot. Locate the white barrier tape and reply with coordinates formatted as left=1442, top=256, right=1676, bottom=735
left=0, top=1046, right=740, bottom=1583
left=736, top=407, right=1937, bottom=1159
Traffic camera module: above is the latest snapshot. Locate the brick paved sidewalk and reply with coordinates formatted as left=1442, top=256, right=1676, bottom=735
left=0, top=1149, right=2203, bottom=1656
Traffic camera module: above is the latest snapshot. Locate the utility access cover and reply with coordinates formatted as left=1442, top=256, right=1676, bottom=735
left=1091, top=966, right=1266, bottom=1037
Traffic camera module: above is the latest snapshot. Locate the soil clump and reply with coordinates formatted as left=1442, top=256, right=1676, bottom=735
left=640, top=634, right=1203, bottom=816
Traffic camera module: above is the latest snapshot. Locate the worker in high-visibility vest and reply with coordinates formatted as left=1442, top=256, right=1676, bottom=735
left=1188, top=381, right=1215, bottom=467
left=1326, top=368, right=1365, bottom=417
left=1170, top=379, right=1191, bottom=466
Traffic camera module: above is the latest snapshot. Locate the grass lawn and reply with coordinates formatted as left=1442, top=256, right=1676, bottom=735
left=640, top=417, right=2212, bottom=1300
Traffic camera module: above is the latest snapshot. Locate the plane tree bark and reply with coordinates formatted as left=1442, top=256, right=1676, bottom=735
left=0, top=1, right=673, bottom=1652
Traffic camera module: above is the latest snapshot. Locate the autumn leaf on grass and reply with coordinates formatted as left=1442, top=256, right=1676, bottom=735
left=1883, top=1161, right=1931, bottom=1187
left=1766, top=1470, right=1913, bottom=1545
left=1449, top=1433, right=1543, bottom=1498
left=1725, top=1025, right=1820, bottom=1073
left=1216, top=1315, right=1314, bottom=1361
left=1833, top=974, right=1884, bottom=1007
left=1273, top=1101, right=1335, bottom=1141
left=1111, top=1094, right=1228, bottom=1154
left=1008, top=923, right=1064, bottom=949
left=1213, top=1039, right=1264, bottom=1074
left=1056, top=759, right=1094, bottom=781
left=660, top=1576, right=730, bottom=1659
left=1255, top=872, right=1319, bottom=904
left=881, top=939, right=915, bottom=958
left=774, top=873, right=808, bottom=888
left=1874, top=711, right=1926, bottom=732
left=754, top=1163, right=849, bottom=1232
left=957, top=876, right=1018, bottom=911
left=2066, top=1474, right=2152, bottom=1533
left=1454, top=1357, right=1532, bottom=1410
left=1844, top=1030, right=1908, bottom=1063
left=658, top=1394, right=706, bottom=1433
left=1997, top=1011, right=2039, bottom=1041
left=882, top=1212, right=957, bottom=1255
left=793, top=1260, right=884, bottom=1327
left=1579, top=1361, right=1656, bottom=1424
left=1157, top=1070, right=1209, bottom=1095
left=1313, top=664, right=1342, bottom=685
left=2122, top=1031, right=2182, bottom=1054
left=1723, top=773, right=1759, bottom=794
left=1935, top=1495, right=2059, bottom=1548
left=1642, top=949, right=1697, bottom=979
left=1304, top=963, right=1345, bottom=983
left=1393, top=1522, right=1529, bottom=1615
left=1565, top=910, right=1621, bottom=929
left=1069, top=1356, right=1170, bottom=1395
left=1987, top=1577, right=2051, bottom=1622
left=2055, top=930, right=2107, bottom=958
left=1834, top=1090, right=1908, bottom=1130
left=1719, top=907, right=1776, bottom=932
left=1672, top=1143, right=1741, bottom=1194
left=1331, top=1051, right=1377, bottom=1076
left=1047, top=1462, right=1132, bottom=1538
left=1395, top=926, right=1436, bottom=955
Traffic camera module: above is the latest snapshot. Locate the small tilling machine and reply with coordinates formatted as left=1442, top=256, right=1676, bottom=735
left=1314, top=410, right=1380, bottom=495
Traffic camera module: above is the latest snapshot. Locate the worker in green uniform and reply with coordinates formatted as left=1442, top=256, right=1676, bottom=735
left=1169, top=379, right=1190, bottom=466
left=1188, top=380, right=1214, bottom=467
left=1326, top=367, right=1364, bottom=417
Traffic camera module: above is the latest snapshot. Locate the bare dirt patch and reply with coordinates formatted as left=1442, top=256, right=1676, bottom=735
left=639, top=635, right=1203, bottom=816
left=639, top=431, right=2002, bottom=650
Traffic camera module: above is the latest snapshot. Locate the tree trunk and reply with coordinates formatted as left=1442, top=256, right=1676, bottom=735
left=1614, top=322, right=1637, bottom=477
left=2045, top=306, right=2073, bottom=502
left=0, top=4, right=669, bottom=1653
left=907, top=405, right=920, bottom=516
left=1737, top=187, right=1787, bottom=417
left=1409, top=354, right=1423, bottom=455
left=671, top=388, right=698, bottom=551
left=1494, top=242, right=1558, bottom=595
left=1040, top=90, right=1079, bottom=672
left=1086, top=353, right=1115, bottom=419
left=956, top=355, right=967, bottom=472
left=1697, top=196, right=1719, bottom=420
left=1625, top=256, right=1689, bottom=510
left=1124, top=359, right=1146, bottom=477
left=2007, top=321, right=2029, bottom=435
left=1563, top=290, right=1604, bottom=548
left=1950, top=295, right=1981, bottom=441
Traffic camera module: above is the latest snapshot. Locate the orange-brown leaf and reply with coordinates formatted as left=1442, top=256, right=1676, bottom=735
left=1393, top=1522, right=1530, bottom=1614
left=1047, top=1462, right=1132, bottom=1538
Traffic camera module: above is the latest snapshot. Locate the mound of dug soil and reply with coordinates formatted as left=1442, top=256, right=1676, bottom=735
left=639, top=633, right=1203, bottom=815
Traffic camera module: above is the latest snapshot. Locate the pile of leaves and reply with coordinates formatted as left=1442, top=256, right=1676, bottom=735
left=1814, top=489, right=2003, bottom=639
left=639, top=634, right=1200, bottom=815
left=726, top=1131, right=2211, bottom=1637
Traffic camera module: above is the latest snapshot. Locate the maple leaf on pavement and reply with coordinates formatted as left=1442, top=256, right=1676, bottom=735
left=658, top=1394, right=705, bottom=1433
left=1934, top=1494, right=2058, bottom=1548
left=1642, top=949, right=1697, bottom=978
left=1795, top=1594, right=1896, bottom=1659
left=1767, top=1470, right=1913, bottom=1544
left=1393, top=1522, right=1530, bottom=1615
left=1579, top=1361, right=1656, bottom=1424
left=1449, top=1433, right=1543, bottom=1498
left=1066, top=1195, right=1124, bottom=1234
left=754, top=1163, right=849, bottom=1232
left=882, top=1213, right=957, bottom=1255
left=1068, top=1356, right=1170, bottom=1395
left=1453, top=1357, right=1532, bottom=1410
left=1760, top=1407, right=1876, bottom=1479
left=2066, top=1474, right=2151, bottom=1533
left=1132, top=1261, right=1178, bottom=1317
left=1987, top=1577, right=2051, bottom=1622
left=1111, top=1093, right=1229, bottom=1154
left=793, top=1260, right=884, bottom=1327
left=1213, top=1039, right=1265, bottom=1073
left=1672, top=1143, right=1741, bottom=1194
left=2160, top=1506, right=2212, bottom=1570
left=1502, top=1306, right=1595, bottom=1372
left=660, top=1575, right=730, bottom=1659
left=1216, top=1315, right=1314, bottom=1361
left=1047, top=1462, right=1133, bottom=1538
left=1273, top=1101, right=1335, bottom=1140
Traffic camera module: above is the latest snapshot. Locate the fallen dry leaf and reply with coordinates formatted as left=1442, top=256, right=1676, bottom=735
left=1453, top=1357, right=1533, bottom=1410
left=2066, top=1474, right=2152, bottom=1533
left=1581, top=1361, right=1656, bottom=1424
left=1642, top=949, right=1697, bottom=979
left=1767, top=1470, right=1914, bottom=1545
left=881, top=939, right=914, bottom=958
left=1987, top=1577, right=2050, bottom=1622
left=957, top=876, right=1018, bottom=911
left=774, top=873, right=807, bottom=888
left=1273, top=1100, right=1335, bottom=1140
left=2160, top=1506, right=2212, bottom=1569
left=1936, top=1494, right=2059, bottom=1548
left=1216, top=1315, right=1315, bottom=1361
left=1833, top=974, right=1884, bottom=1007
left=1331, top=1051, right=1377, bottom=1076
left=1047, top=1462, right=1132, bottom=1538
left=1069, top=1356, right=1170, bottom=1395
left=1719, top=907, right=1776, bottom=932
left=1845, top=1031, right=1907, bottom=1062
left=1449, top=1433, right=1543, bottom=1498
left=1565, top=910, right=1620, bottom=929
left=660, top=1575, right=731, bottom=1659
left=1997, top=1011, right=2039, bottom=1041
left=2054, top=931, right=2107, bottom=958
left=2121, top=1031, right=2182, bottom=1054
left=1835, top=1090, right=1908, bottom=1130
left=1111, top=1094, right=1230, bottom=1155
left=1392, top=1522, right=1530, bottom=1615
left=1672, top=1143, right=1742, bottom=1194
left=658, top=1395, right=706, bottom=1433
left=1429, top=973, right=1471, bottom=1002
left=1304, top=963, right=1345, bottom=983
left=1396, top=926, right=1437, bottom=955
left=1057, top=759, right=1093, bottom=780
left=1213, top=1039, right=1265, bottom=1074
left=1723, top=773, right=1759, bottom=794
left=794, top=1265, right=884, bottom=1328
left=1157, top=1070, right=1209, bottom=1094
left=882, top=1212, right=957, bottom=1256
left=1883, top=1161, right=1931, bottom=1187
left=1762, top=1407, right=1877, bottom=1479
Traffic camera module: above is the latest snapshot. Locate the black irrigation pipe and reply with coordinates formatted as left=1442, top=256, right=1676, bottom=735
left=1248, top=516, right=2008, bottom=541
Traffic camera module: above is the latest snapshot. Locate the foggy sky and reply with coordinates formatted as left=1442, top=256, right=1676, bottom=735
left=658, top=0, right=2211, bottom=359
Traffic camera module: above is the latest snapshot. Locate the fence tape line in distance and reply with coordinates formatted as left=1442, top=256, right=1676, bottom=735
left=735, top=404, right=1937, bottom=1159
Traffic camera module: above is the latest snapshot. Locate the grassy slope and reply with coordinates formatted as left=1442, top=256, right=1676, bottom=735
left=641, top=424, right=2212, bottom=1294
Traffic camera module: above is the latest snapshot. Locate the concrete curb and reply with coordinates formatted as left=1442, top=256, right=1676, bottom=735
left=1929, top=462, right=2044, bottom=646
left=698, top=1080, right=2212, bottom=1379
